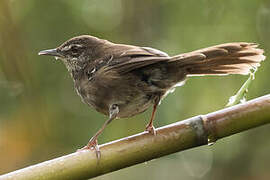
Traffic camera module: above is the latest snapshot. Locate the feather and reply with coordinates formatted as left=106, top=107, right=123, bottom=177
left=171, top=42, right=265, bottom=76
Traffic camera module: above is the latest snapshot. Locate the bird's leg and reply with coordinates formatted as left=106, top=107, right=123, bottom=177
left=145, top=96, right=160, bottom=135
left=78, top=104, right=119, bottom=159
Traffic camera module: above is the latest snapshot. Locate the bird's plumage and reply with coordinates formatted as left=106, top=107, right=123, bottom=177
left=39, top=35, right=265, bottom=118
left=39, top=35, right=265, bottom=153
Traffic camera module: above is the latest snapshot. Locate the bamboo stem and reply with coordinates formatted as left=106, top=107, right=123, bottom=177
left=1, top=94, right=270, bottom=180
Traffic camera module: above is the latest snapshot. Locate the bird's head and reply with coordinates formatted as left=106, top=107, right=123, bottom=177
left=38, top=35, right=105, bottom=71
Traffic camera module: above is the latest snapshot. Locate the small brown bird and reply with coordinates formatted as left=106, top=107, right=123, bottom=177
left=39, top=35, right=265, bottom=156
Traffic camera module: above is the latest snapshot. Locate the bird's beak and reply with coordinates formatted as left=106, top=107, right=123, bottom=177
left=38, top=48, right=62, bottom=57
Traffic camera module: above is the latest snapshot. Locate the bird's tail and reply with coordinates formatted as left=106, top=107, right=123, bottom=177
left=169, top=42, right=265, bottom=76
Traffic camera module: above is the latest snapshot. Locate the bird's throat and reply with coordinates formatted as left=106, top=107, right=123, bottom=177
left=62, top=58, right=85, bottom=72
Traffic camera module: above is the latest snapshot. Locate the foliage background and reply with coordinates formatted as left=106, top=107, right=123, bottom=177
left=0, top=0, right=270, bottom=179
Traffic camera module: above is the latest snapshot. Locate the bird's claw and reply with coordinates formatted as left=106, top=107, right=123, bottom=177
left=76, top=138, right=101, bottom=159
left=145, top=125, right=157, bottom=136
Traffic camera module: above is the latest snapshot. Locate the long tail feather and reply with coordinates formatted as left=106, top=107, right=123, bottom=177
left=170, top=42, right=265, bottom=76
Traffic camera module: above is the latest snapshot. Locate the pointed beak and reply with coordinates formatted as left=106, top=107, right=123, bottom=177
left=38, top=48, right=62, bottom=57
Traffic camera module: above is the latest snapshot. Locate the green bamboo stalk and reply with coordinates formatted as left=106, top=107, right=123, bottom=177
left=1, top=94, right=270, bottom=180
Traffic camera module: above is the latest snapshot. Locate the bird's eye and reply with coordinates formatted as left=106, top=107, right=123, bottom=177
left=62, top=44, right=82, bottom=52
left=69, top=44, right=83, bottom=55
left=70, top=46, right=79, bottom=53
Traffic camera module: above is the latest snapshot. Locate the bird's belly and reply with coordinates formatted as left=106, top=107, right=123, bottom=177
left=75, top=78, right=154, bottom=118
left=116, top=94, right=153, bottom=118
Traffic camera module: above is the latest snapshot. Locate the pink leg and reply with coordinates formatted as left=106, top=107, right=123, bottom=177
left=77, top=104, right=119, bottom=159
left=145, top=97, right=160, bottom=135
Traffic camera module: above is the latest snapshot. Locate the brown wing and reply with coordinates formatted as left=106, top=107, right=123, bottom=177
left=103, top=44, right=170, bottom=74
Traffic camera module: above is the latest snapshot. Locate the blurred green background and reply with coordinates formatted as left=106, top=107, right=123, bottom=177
left=1, top=0, right=270, bottom=179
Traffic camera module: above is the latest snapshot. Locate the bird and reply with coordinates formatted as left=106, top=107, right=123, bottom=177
left=38, top=35, right=265, bottom=157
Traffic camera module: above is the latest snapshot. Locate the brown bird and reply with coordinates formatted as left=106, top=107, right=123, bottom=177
left=39, top=35, right=265, bottom=157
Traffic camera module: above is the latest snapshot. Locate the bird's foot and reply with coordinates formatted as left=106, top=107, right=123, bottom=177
left=77, top=138, right=101, bottom=159
left=145, top=124, right=157, bottom=136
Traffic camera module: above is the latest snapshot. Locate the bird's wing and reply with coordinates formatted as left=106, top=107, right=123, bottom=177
left=103, top=45, right=170, bottom=74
